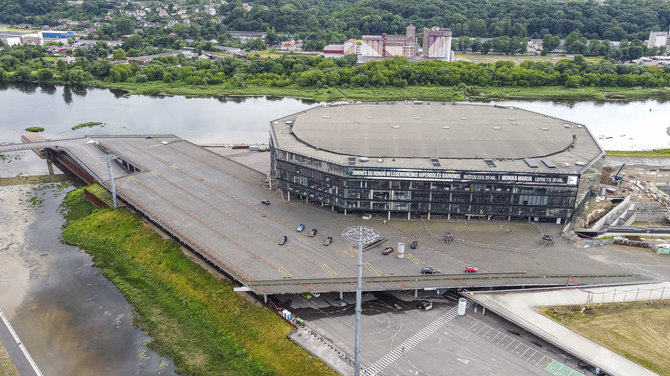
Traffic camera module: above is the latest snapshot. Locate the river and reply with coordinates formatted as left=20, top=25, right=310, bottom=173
left=1, top=84, right=669, bottom=375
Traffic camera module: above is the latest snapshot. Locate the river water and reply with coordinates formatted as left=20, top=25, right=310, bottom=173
left=1, top=84, right=670, bottom=375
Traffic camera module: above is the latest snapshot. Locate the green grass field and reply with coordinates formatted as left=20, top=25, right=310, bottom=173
left=95, top=79, right=670, bottom=102
left=61, top=186, right=336, bottom=376
left=539, top=301, right=670, bottom=375
left=605, top=149, right=670, bottom=157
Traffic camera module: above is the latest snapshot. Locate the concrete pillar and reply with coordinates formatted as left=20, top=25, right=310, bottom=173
left=288, top=191, right=291, bottom=201
left=407, top=212, right=411, bottom=220
left=387, top=211, right=391, bottom=220
left=448, top=213, right=451, bottom=220
left=263, top=294, right=267, bottom=303
left=332, top=205, right=334, bottom=211
left=306, top=197, right=309, bottom=204
left=482, top=307, right=486, bottom=316
left=427, top=213, right=431, bottom=220
left=488, top=215, right=491, bottom=220
left=414, top=289, right=418, bottom=298
left=344, top=209, right=347, bottom=216
left=508, top=215, right=511, bottom=221
left=340, top=291, right=343, bottom=299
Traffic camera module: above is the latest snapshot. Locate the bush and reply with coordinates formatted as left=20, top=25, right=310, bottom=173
left=25, top=127, right=44, bottom=132
left=135, top=74, right=148, bottom=83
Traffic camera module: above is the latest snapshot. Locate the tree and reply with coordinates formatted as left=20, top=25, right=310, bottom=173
left=37, top=68, right=53, bottom=81
left=541, top=34, right=560, bottom=56
left=112, top=48, right=126, bottom=60
left=12, top=66, right=31, bottom=82
left=115, top=17, right=135, bottom=35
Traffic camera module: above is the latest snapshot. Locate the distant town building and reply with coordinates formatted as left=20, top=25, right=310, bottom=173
left=422, top=27, right=453, bottom=60
left=323, top=39, right=359, bottom=58
left=647, top=31, right=670, bottom=55
left=360, top=25, right=418, bottom=59
left=324, top=25, right=452, bottom=62
left=280, top=40, right=297, bottom=52
left=228, top=31, right=266, bottom=43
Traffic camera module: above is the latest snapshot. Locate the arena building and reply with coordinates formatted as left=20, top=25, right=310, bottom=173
left=269, top=102, right=604, bottom=224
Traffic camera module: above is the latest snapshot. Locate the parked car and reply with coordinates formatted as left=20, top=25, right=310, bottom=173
left=301, top=292, right=313, bottom=299
left=269, top=299, right=282, bottom=311
left=410, top=241, right=417, bottom=249
left=464, top=266, right=479, bottom=273
left=261, top=200, right=270, bottom=205
left=324, top=236, right=333, bottom=246
left=421, top=267, right=437, bottom=274
left=333, top=298, right=347, bottom=307
left=417, top=301, right=433, bottom=311
left=297, top=223, right=305, bottom=232
left=309, top=228, right=318, bottom=237
left=278, top=235, right=287, bottom=245
left=382, top=247, right=394, bottom=255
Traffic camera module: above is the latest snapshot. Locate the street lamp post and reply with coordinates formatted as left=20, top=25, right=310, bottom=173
left=104, top=154, right=119, bottom=208
left=342, top=225, right=380, bottom=376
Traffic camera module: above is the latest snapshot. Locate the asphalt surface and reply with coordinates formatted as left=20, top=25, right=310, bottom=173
left=1, top=137, right=659, bottom=296
left=0, top=308, right=41, bottom=376
left=470, top=283, right=670, bottom=376
left=286, top=291, right=596, bottom=376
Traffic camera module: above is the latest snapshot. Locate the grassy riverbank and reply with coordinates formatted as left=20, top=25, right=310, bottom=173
left=61, top=186, right=335, bottom=376
left=539, top=301, right=670, bottom=375
left=95, top=80, right=670, bottom=102
left=605, top=149, right=670, bottom=157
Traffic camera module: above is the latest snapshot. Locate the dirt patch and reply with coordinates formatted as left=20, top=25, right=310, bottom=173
left=539, top=300, right=670, bottom=375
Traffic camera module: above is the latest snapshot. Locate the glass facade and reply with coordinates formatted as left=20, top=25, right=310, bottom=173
left=272, top=147, right=583, bottom=223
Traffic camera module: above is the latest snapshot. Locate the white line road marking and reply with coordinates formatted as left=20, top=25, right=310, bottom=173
left=362, top=302, right=470, bottom=376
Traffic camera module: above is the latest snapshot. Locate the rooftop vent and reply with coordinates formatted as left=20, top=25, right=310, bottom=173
left=575, top=161, right=586, bottom=166
left=484, top=159, right=496, bottom=168
left=360, top=157, right=369, bottom=162
left=442, top=126, right=450, bottom=129
left=563, top=124, right=570, bottom=128
left=460, top=117, right=467, bottom=120
left=377, top=158, right=383, bottom=163
left=348, top=157, right=356, bottom=166
left=563, top=163, right=570, bottom=168
left=541, top=158, right=557, bottom=168
left=413, top=116, right=421, bottom=120
left=540, top=127, right=549, bottom=131
left=323, top=115, right=330, bottom=119
left=286, top=120, right=294, bottom=126
left=493, top=126, right=502, bottom=130
left=509, top=117, right=516, bottom=121
left=366, top=116, right=374, bottom=119
left=392, top=125, right=400, bottom=129
left=524, top=158, right=539, bottom=168
left=431, top=158, right=441, bottom=167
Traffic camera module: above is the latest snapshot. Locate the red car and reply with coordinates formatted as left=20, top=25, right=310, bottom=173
left=464, top=266, right=478, bottom=273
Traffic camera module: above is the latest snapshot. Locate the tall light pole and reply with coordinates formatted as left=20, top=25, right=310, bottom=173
left=342, top=225, right=379, bottom=376
left=104, top=154, right=119, bottom=208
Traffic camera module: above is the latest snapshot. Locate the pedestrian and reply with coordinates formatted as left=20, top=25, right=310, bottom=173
left=401, top=346, right=405, bottom=353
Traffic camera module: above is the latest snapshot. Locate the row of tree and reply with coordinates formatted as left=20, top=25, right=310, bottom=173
left=2, top=44, right=670, bottom=90
left=3, top=0, right=670, bottom=51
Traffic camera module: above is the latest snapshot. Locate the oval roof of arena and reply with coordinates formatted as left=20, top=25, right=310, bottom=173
left=290, top=102, right=582, bottom=159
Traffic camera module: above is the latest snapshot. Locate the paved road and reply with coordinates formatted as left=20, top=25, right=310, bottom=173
left=288, top=291, right=592, bottom=376
left=470, top=283, right=670, bottom=376
left=0, top=308, right=42, bottom=376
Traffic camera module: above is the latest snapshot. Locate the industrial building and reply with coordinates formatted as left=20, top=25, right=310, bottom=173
left=422, top=27, right=453, bottom=60
left=269, top=102, right=604, bottom=224
left=323, top=25, right=453, bottom=62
